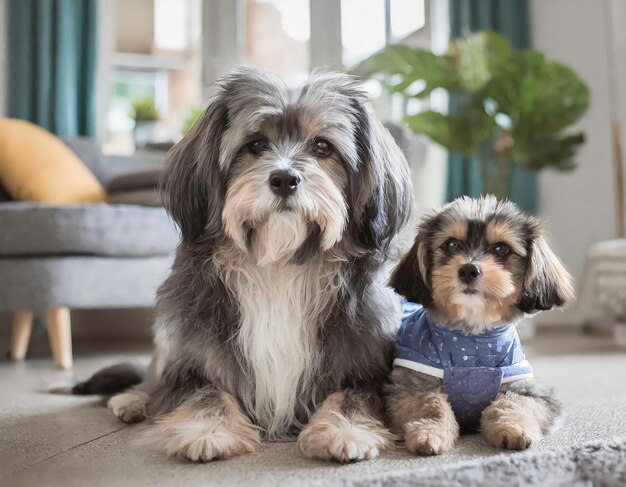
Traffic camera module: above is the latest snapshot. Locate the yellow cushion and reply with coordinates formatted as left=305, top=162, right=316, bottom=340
left=0, top=119, right=107, bottom=203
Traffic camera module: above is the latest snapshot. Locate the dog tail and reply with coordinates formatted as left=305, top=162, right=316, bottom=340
left=45, top=363, right=145, bottom=395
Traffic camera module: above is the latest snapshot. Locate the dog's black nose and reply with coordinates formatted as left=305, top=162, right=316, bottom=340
left=269, top=170, right=300, bottom=198
left=458, top=264, right=481, bottom=284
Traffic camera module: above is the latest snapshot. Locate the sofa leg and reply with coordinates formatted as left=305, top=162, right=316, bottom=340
left=46, top=308, right=73, bottom=370
left=11, top=310, right=34, bottom=361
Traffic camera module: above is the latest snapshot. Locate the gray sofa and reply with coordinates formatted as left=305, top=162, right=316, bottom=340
left=1, top=139, right=179, bottom=369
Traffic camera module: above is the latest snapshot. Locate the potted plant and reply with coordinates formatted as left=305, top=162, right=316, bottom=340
left=181, top=107, right=204, bottom=136
left=130, top=97, right=160, bottom=149
left=356, top=31, right=590, bottom=200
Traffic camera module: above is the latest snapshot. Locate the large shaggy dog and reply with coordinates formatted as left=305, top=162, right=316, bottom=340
left=102, top=68, right=413, bottom=462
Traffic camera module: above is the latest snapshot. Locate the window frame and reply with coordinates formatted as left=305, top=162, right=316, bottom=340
left=200, top=0, right=430, bottom=93
left=96, top=0, right=440, bottom=141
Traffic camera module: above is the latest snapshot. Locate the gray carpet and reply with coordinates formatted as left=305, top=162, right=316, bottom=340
left=1, top=331, right=626, bottom=486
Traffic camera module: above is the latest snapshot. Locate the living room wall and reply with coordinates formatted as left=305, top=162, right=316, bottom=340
left=531, top=0, right=617, bottom=326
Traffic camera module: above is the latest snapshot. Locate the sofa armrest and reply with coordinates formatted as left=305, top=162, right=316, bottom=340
left=98, top=151, right=166, bottom=186
left=105, top=169, right=162, bottom=207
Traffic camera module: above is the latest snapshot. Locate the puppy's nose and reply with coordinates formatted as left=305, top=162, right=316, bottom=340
left=269, top=170, right=300, bottom=198
left=458, top=264, right=481, bottom=284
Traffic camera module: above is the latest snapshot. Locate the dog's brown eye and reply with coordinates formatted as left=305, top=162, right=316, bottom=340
left=247, top=139, right=269, bottom=156
left=312, top=139, right=333, bottom=157
left=493, top=243, right=510, bottom=256
left=444, top=239, right=460, bottom=253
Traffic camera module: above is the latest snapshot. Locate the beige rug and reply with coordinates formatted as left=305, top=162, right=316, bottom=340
left=1, top=330, right=625, bottom=486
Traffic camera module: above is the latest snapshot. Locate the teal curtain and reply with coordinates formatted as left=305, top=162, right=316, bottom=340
left=8, top=0, right=98, bottom=137
left=446, top=0, right=537, bottom=213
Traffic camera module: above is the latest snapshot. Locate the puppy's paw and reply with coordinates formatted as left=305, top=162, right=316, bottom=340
left=298, top=412, right=393, bottom=463
left=483, top=421, right=541, bottom=450
left=107, top=390, right=149, bottom=423
left=404, top=419, right=456, bottom=455
left=482, top=394, right=548, bottom=451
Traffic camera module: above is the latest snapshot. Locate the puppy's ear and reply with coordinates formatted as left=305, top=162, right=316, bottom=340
left=159, top=95, right=228, bottom=242
left=390, top=236, right=433, bottom=306
left=518, top=233, right=574, bottom=313
left=350, top=101, right=414, bottom=252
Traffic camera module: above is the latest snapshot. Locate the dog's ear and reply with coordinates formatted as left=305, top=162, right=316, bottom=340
left=159, top=95, right=228, bottom=243
left=517, top=231, right=574, bottom=313
left=389, top=235, right=433, bottom=306
left=349, top=99, right=414, bottom=252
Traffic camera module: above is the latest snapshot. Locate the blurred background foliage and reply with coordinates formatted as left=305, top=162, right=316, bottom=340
left=357, top=31, right=590, bottom=198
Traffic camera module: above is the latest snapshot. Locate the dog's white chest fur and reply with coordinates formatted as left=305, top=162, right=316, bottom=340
left=233, top=259, right=319, bottom=438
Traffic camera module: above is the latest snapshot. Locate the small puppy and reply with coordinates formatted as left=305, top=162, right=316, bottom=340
left=386, top=196, right=574, bottom=454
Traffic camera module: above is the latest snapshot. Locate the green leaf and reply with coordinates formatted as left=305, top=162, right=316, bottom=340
left=355, top=44, right=460, bottom=97
left=405, top=103, right=495, bottom=156
left=514, top=132, right=585, bottom=171
left=356, top=30, right=590, bottom=173
left=449, top=31, right=518, bottom=93
left=515, top=51, right=590, bottom=136
left=181, top=107, right=204, bottom=135
left=404, top=111, right=456, bottom=148
left=130, top=97, right=159, bottom=122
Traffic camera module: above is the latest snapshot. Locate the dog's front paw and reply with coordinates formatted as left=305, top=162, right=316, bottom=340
left=483, top=421, right=541, bottom=450
left=298, top=413, right=393, bottom=463
left=481, top=394, right=547, bottom=450
left=149, top=412, right=261, bottom=462
left=404, top=419, right=456, bottom=455
left=107, top=390, right=149, bottom=423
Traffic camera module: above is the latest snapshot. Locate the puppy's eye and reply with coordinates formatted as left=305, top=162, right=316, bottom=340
left=312, top=138, right=333, bottom=158
left=444, top=239, right=460, bottom=253
left=247, top=139, right=269, bottom=156
left=493, top=243, right=510, bottom=257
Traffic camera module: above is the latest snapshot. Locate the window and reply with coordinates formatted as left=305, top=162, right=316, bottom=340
left=341, top=0, right=426, bottom=66
left=104, top=0, right=202, bottom=154
left=340, top=0, right=427, bottom=121
left=202, top=0, right=427, bottom=81
left=340, top=0, right=387, bottom=67
left=99, top=0, right=429, bottom=152
left=390, top=0, right=426, bottom=41
left=246, top=0, right=311, bottom=86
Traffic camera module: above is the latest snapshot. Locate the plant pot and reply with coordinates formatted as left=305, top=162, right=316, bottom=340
left=133, top=121, right=158, bottom=149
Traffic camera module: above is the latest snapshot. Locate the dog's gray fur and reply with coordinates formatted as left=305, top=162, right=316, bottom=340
left=106, top=68, right=413, bottom=459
